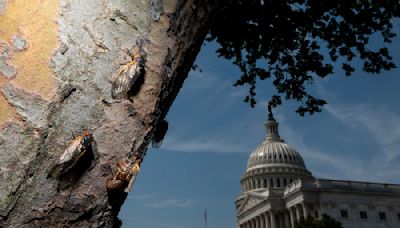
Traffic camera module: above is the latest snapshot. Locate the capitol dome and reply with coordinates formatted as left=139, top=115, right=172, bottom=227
left=240, top=109, right=314, bottom=192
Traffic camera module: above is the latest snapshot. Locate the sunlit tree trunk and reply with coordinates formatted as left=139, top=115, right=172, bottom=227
left=0, top=0, right=217, bottom=226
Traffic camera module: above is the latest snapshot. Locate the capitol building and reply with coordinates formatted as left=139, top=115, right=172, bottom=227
left=235, top=111, right=400, bottom=228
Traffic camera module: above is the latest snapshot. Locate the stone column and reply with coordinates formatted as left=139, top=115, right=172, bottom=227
left=260, top=214, right=265, bottom=228
left=284, top=211, right=290, bottom=228
left=264, top=213, right=270, bottom=228
left=302, top=204, right=308, bottom=218
left=295, top=205, right=301, bottom=220
left=289, top=207, right=295, bottom=228
left=270, top=211, right=276, bottom=228
left=279, top=213, right=284, bottom=228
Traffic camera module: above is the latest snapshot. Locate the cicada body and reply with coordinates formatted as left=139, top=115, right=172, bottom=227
left=106, top=178, right=127, bottom=191
left=107, top=157, right=142, bottom=192
left=48, top=131, right=93, bottom=178
left=106, top=159, right=131, bottom=191
left=111, top=47, right=145, bottom=99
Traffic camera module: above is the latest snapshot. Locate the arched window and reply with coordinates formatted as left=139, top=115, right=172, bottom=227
left=277, top=178, right=281, bottom=187
left=270, top=179, right=273, bottom=188
left=264, top=179, right=267, bottom=188
left=283, top=178, right=287, bottom=186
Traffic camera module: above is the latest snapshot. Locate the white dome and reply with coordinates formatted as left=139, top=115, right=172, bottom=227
left=247, top=141, right=307, bottom=170
left=240, top=111, right=313, bottom=192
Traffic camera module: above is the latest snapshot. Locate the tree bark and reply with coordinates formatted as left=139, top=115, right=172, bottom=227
left=0, top=0, right=218, bottom=227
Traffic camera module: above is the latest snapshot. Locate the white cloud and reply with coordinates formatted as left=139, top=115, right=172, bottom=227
left=144, top=198, right=194, bottom=208
left=276, top=113, right=365, bottom=179
left=325, top=103, right=400, bottom=164
left=324, top=103, right=400, bottom=181
left=326, top=104, right=400, bottom=143
left=313, top=82, right=400, bottom=181
left=127, top=193, right=157, bottom=200
left=124, top=217, right=184, bottom=228
left=162, top=134, right=250, bottom=154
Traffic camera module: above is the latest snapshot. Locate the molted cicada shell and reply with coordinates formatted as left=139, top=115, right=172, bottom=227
left=111, top=47, right=145, bottom=99
left=106, top=159, right=130, bottom=191
left=107, top=155, right=142, bottom=193
left=48, top=130, right=93, bottom=178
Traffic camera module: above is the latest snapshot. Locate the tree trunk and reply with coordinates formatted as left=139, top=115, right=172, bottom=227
left=0, top=0, right=218, bottom=227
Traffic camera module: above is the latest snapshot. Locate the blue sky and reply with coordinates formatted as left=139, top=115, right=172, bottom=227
left=120, top=34, right=400, bottom=227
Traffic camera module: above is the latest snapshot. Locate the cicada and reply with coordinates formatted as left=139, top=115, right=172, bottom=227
left=48, top=130, right=93, bottom=178
left=106, top=159, right=130, bottom=191
left=111, top=47, right=145, bottom=99
left=107, top=154, right=142, bottom=193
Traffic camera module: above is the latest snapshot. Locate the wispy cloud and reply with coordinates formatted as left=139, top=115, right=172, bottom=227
left=124, top=217, right=184, bottom=228
left=276, top=113, right=365, bottom=179
left=325, top=103, right=400, bottom=148
left=144, top=198, right=194, bottom=208
left=162, top=134, right=250, bottom=154
left=314, top=82, right=400, bottom=181
left=324, top=103, right=400, bottom=179
left=127, top=193, right=157, bottom=200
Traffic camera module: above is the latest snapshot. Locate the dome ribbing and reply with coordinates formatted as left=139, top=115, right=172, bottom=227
left=240, top=107, right=314, bottom=192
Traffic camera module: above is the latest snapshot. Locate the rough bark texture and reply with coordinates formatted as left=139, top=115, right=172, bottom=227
left=0, top=0, right=218, bottom=227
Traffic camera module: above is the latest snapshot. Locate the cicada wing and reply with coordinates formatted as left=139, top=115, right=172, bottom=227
left=111, top=60, right=143, bottom=99
left=58, top=137, right=83, bottom=164
left=111, top=67, right=130, bottom=99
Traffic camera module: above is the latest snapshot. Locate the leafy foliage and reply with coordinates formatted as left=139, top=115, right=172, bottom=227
left=208, top=0, right=399, bottom=115
left=295, top=214, right=343, bottom=228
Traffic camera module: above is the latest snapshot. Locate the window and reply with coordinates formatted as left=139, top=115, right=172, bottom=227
left=277, top=178, right=281, bottom=187
left=283, top=178, right=287, bottom=186
left=258, top=179, right=261, bottom=188
left=379, top=212, right=387, bottom=221
left=340, top=210, right=349, bottom=218
left=264, top=179, right=267, bottom=188
left=360, top=211, right=368, bottom=219
left=315, top=211, right=318, bottom=218
left=398, top=213, right=400, bottom=221
left=270, top=179, right=273, bottom=188
left=290, top=178, right=293, bottom=183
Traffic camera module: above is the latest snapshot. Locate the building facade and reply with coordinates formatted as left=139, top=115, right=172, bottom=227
left=235, top=111, right=400, bottom=228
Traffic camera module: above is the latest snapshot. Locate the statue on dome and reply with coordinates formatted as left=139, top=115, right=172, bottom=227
left=267, top=103, right=275, bottom=121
